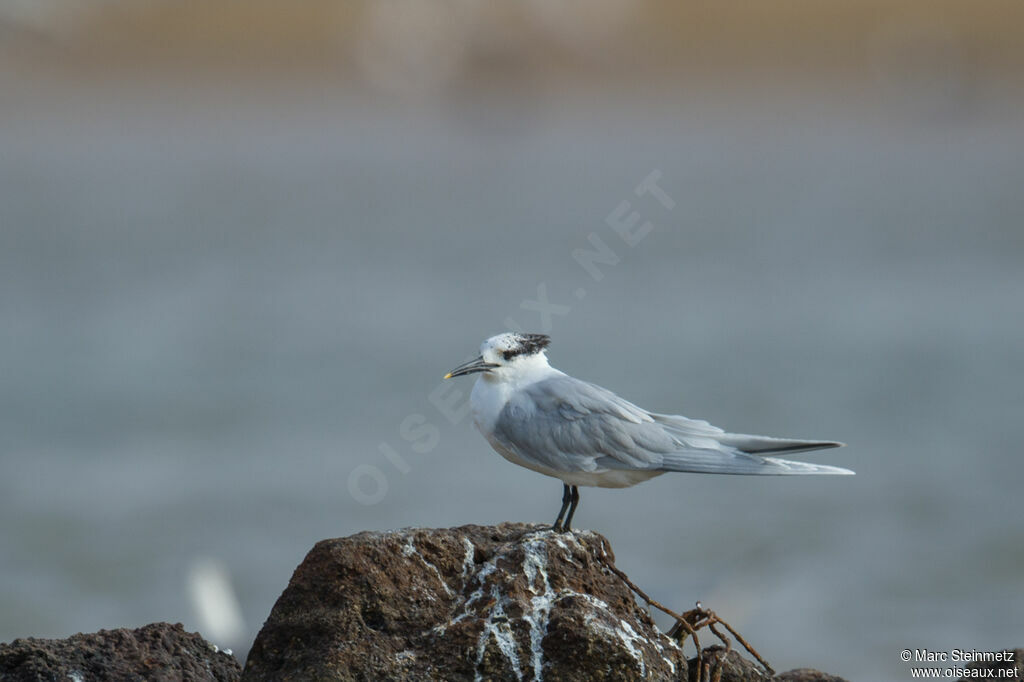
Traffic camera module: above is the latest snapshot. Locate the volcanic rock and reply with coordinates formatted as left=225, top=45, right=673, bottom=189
left=243, top=522, right=686, bottom=681
left=242, top=522, right=853, bottom=681
left=0, top=622, right=241, bottom=682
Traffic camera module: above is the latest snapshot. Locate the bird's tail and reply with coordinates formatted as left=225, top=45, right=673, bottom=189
left=716, top=433, right=844, bottom=455
left=659, top=449, right=854, bottom=476
left=646, top=414, right=852, bottom=475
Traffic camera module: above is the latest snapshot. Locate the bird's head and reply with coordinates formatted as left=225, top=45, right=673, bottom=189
left=444, top=332, right=551, bottom=380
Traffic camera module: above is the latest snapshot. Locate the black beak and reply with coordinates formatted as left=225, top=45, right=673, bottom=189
left=444, top=355, right=499, bottom=379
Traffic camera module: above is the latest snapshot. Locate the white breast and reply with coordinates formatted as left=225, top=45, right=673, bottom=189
left=469, top=374, right=512, bottom=436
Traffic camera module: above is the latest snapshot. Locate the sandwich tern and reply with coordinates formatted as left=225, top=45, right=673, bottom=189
left=445, top=332, right=853, bottom=532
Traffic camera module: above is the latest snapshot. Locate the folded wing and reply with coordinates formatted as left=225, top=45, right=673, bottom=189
left=492, top=374, right=853, bottom=476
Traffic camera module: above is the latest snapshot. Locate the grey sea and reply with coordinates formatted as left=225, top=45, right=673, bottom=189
left=2, top=77, right=1022, bottom=680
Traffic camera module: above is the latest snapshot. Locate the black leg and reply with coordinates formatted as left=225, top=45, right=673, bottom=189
left=561, top=486, right=580, bottom=532
left=551, top=483, right=571, bottom=532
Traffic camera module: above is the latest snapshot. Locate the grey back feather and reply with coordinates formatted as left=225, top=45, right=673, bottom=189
left=492, top=374, right=851, bottom=476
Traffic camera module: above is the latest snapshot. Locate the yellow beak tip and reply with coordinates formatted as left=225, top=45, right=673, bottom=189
left=443, top=373, right=453, bottom=380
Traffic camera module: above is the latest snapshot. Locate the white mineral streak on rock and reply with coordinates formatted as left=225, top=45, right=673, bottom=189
left=401, top=534, right=454, bottom=597
left=449, top=559, right=498, bottom=627
left=461, top=537, right=476, bottom=579
left=562, top=590, right=610, bottom=612
left=551, top=536, right=575, bottom=564
left=474, top=585, right=523, bottom=682
left=521, top=535, right=556, bottom=681
left=439, top=529, right=673, bottom=682
left=572, top=581, right=680, bottom=671
left=662, top=633, right=684, bottom=651
left=616, top=618, right=648, bottom=676
left=583, top=612, right=647, bottom=677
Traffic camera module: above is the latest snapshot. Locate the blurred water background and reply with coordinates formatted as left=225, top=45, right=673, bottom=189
left=2, top=2, right=1022, bottom=679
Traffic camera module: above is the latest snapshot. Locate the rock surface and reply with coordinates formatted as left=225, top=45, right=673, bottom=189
left=774, top=666, right=850, bottom=682
left=243, top=522, right=846, bottom=681
left=688, top=646, right=772, bottom=682
left=687, top=647, right=848, bottom=682
left=244, top=522, right=685, bottom=681
left=0, top=622, right=241, bottom=682
left=959, top=649, right=1023, bottom=682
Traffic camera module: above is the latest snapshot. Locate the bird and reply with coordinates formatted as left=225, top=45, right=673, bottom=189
left=444, top=332, right=852, bottom=532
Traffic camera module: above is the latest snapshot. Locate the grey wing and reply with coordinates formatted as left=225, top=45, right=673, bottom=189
left=491, top=374, right=677, bottom=474
left=493, top=375, right=853, bottom=476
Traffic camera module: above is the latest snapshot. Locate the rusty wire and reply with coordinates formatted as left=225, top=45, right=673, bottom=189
left=596, top=540, right=774, bottom=678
